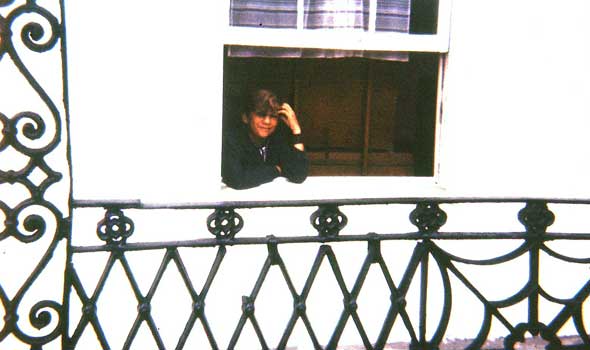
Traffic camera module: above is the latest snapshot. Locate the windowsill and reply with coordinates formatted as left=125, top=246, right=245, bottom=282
left=74, top=176, right=449, bottom=209
left=73, top=175, right=590, bottom=210
left=215, top=176, right=445, bottom=203
left=166, top=176, right=590, bottom=206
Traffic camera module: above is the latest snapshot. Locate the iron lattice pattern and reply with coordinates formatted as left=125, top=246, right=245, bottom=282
left=65, top=201, right=590, bottom=350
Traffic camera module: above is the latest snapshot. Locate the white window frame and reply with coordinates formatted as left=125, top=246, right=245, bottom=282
left=220, top=0, right=453, bottom=193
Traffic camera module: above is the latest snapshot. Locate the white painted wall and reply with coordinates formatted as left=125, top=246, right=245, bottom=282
left=438, top=0, right=590, bottom=197
left=66, top=0, right=225, bottom=202
left=66, top=0, right=590, bottom=202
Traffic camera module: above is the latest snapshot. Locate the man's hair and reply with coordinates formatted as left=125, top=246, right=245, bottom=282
left=243, top=89, right=281, bottom=117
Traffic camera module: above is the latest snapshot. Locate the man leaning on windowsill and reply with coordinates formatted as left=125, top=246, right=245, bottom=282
left=221, top=88, right=309, bottom=190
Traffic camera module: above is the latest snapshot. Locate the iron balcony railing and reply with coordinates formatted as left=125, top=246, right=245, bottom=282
left=58, top=198, right=590, bottom=350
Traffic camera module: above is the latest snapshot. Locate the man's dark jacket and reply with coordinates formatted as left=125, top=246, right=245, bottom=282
left=222, top=123, right=308, bottom=189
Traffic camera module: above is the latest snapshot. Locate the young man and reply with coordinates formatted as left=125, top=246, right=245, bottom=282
left=222, top=89, right=309, bottom=189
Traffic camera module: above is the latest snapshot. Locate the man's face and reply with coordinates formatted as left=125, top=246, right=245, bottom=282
left=244, top=112, right=279, bottom=142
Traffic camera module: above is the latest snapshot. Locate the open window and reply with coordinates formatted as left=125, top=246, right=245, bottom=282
left=222, top=0, right=450, bottom=177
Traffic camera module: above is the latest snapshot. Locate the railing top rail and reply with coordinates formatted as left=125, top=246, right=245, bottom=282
left=72, top=196, right=590, bottom=209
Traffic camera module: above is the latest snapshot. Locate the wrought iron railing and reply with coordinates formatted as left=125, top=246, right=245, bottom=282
left=61, top=198, right=590, bottom=350
left=0, top=0, right=70, bottom=349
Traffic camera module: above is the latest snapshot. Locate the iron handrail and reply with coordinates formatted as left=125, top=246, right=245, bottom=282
left=72, top=196, right=590, bottom=210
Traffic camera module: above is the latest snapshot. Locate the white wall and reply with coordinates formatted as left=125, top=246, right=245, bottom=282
left=66, top=1, right=590, bottom=202
left=67, top=1, right=225, bottom=202
left=438, top=0, right=590, bottom=197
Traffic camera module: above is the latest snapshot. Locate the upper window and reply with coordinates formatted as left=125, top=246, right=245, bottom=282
left=223, top=0, right=451, bottom=52
left=222, top=0, right=450, bottom=177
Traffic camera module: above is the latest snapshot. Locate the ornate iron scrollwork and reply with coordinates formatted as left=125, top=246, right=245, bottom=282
left=28, top=300, right=63, bottom=336
left=96, top=208, right=135, bottom=245
left=0, top=21, right=63, bottom=244
left=410, top=202, right=447, bottom=234
left=310, top=205, right=347, bottom=238
left=518, top=201, right=555, bottom=234
left=207, top=208, right=243, bottom=239
left=0, top=1, right=68, bottom=349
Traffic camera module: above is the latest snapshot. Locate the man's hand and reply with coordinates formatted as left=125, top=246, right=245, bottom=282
left=278, top=103, right=301, bottom=135
left=278, top=103, right=304, bottom=151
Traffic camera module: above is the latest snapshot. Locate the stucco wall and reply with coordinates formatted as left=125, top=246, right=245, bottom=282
left=66, top=0, right=590, bottom=201
left=438, top=0, right=590, bottom=197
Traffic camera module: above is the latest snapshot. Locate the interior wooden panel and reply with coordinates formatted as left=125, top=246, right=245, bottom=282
left=296, top=59, right=365, bottom=151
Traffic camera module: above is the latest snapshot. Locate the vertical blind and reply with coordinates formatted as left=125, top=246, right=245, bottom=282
left=228, top=0, right=411, bottom=61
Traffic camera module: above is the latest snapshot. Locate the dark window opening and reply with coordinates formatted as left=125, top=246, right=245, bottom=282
left=410, top=0, right=439, bottom=34
left=222, top=50, right=439, bottom=177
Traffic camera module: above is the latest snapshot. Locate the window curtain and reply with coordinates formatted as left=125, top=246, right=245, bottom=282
left=228, top=0, right=411, bottom=61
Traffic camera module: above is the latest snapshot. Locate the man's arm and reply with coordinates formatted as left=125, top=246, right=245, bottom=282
left=276, top=103, right=309, bottom=183
left=278, top=144, right=309, bottom=183
left=222, top=138, right=280, bottom=189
